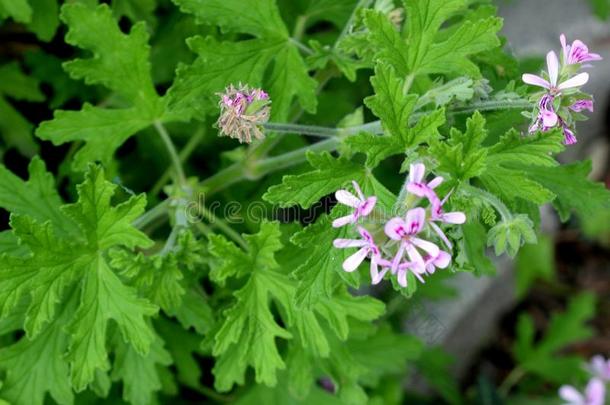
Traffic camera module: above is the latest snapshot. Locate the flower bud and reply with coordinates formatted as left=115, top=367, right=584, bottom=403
left=216, top=84, right=271, bottom=144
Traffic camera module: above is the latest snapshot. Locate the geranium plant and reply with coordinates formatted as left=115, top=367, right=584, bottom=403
left=0, top=1, right=608, bottom=404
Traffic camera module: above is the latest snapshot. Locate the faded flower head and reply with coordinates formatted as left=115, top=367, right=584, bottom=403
left=217, top=84, right=270, bottom=144
left=522, top=34, right=601, bottom=145
left=331, top=164, right=465, bottom=289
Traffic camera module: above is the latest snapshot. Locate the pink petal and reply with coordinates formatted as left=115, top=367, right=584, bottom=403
left=352, top=180, right=365, bottom=200
left=333, top=238, right=367, bottom=248
left=384, top=217, right=407, bottom=240
left=390, top=243, right=406, bottom=274
left=358, top=196, right=377, bottom=217
left=559, top=385, right=584, bottom=404
left=428, top=176, right=444, bottom=189
left=409, top=163, right=426, bottom=184
left=397, top=268, right=407, bottom=287
left=411, top=267, right=426, bottom=283
left=547, top=51, right=559, bottom=86
left=335, top=190, right=361, bottom=208
left=440, top=211, right=466, bottom=224
left=405, top=207, right=426, bottom=235
left=411, top=237, right=440, bottom=258
left=560, top=34, right=569, bottom=61
left=433, top=250, right=451, bottom=268
left=430, top=221, right=452, bottom=250
left=542, top=110, right=558, bottom=127
left=405, top=243, right=425, bottom=271
left=407, top=182, right=428, bottom=197
left=370, top=259, right=389, bottom=284
left=522, top=73, right=550, bottom=89
left=342, top=247, right=369, bottom=272
left=558, top=72, right=589, bottom=90
left=332, top=215, right=355, bottom=228
left=585, top=378, right=605, bottom=405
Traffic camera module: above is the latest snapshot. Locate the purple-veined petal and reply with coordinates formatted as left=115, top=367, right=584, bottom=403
left=522, top=73, right=550, bottom=89
left=342, top=247, right=369, bottom=272
left=332, top=215, right=355, bottom=228
left=440, top=211, right=466, bottom=224
left=411, top=237, right=440, bottom=258
left=405, top=207, right=426, bottom=235
left=430, top=221, right=453, bottom=250
left=558, top=72, right=589, bottom=90
left=385, top=217, right=407, bottom=240
left=547, top=51, right=559, bottom=86
left=559, top=385, right=584, bottom=404
left=541, top=110, right=558, bottom=127
left=409, top=163, right=426, bottom=184
left=358, top=196, right=377, bottom=217
left=562, top=126, right=577, bottom=145
left=352, top=180, right=365, bottom=201
left=333, top=238, right=368, bottom=248
left=570, top=99, right=594, bottom=113
left=335, top=189, right=361, bottom=207
left=585, top=378, right=605, bottom=405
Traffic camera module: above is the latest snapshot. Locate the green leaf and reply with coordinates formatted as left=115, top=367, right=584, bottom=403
left=416, top=347, right=462, bottom=405
left=0, top=165, right=157, bottom=391
left=111, top=0, right=157, bottom=25
left=487, top=214, right=537, bottom=257
left=0, top=0, right=32, bottom=23
left=515, top=234, right=554, bottom=298
left=263, top=151, right=367, bottom=208
left=210, top=221, right=292, bottom=391
left=168, top=0, right=316, bottom=120
left=26, top=0, right=60, bottom=41
left=460, top=217, right=495, bottom=275
left=36, top=3, right=163, bottom=170
left=523, top=160, right=610, bottom=222
left=0, top=290, right=75, bottom=405
left=111, top=334, right=172, bottom=405
left=514, top=293, right=596, bottom=383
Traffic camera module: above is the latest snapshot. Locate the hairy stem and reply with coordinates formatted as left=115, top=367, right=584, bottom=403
left=154, top=120, right=187, bottom=188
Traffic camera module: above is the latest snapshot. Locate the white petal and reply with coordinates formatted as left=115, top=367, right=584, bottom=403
left=405, top=243, right=425, bottom=271
left=559, top=385, right=584, bottom=404
left=335, top=190, right=360, bottom=207
left=558, top=72, right=589, bottom=90
left=370, top=259, right=389, bottom=284
left=342, top=247, right=368, bottom=272
left=522, top=73, right=550, bottom=89
left=409, top=163, right=425, bottom=183
left=560, top=33, right=569, bottom=60
left=333, top=238, right=367, bottom=248
left=406, top=182, right=428, bottom=197
left=385, top=217, right=407, bottom=240
left=405, top=207, right=426, bottom=235
left=390, top=243, right=406, bottom=274
left=411, top=237, right=440, bottom=258
left=428, top=176, right=444, bottom=189
left=352, top=180, right=365, bottom=200
left=546, top=51, right=559, bottom=86
left=433, top=251, right=451, bottom=268
left=441, top=211, right=466, bottom=224
left=332, top=215, right=355, bottom=228
left=397, top=268, right=407, bottom=287
left=585, top=378, right=605, bottom=405
left=541, top=110, right=558, bottom=128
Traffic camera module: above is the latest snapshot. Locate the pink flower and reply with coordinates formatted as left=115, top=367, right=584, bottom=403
left=332, top=181, right=377, bottom=228
left=333, top=226, right=389, bottom=284
left=429, top=194, right=466, bottom=249
left=589, top=356, right=610, bottom=382
left=561, top=122, right=577, bottom=145
left=384, top=207, right=440, bottom=273
left=395, top=261, right=426, bottom=287
left=571, top=99, right=594, bottom=113
left=522, top=51, right=589, bottom=95
left=406, top=163, right=443, bottom=201
left=561, top=34, right=603, bottom=66
left=559, top=378, right=606, bottom=405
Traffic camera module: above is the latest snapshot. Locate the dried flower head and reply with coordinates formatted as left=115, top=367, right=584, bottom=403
left=216, top=84, right=271, bottom=144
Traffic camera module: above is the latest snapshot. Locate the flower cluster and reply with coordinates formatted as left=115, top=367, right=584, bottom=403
left=559, top=355, right=609, bottom=405
left=332, top=164, right=465, bottom=288
left=216, top=84, right=271, bottom=144
left=522, top=34, right=602, bottom=145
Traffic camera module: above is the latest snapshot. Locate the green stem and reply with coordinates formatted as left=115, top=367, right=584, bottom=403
left=462, top=184, right=512, bottom=221
left=289, top=38, right=313, bottom=55
left=449, top=99, right=532, bottom=115
left=292, top=15, right=308, bottom=41
left=133, top=199, right=170, bottom=229
left=261, top=122, right=341, bottom=137
left=498, top=367, right=526, bottom=396
left=151, top=127, right=205, bottom=196
left=154, top=120, right=187, bottom=188
left=198, top=204, right=248, bottom=250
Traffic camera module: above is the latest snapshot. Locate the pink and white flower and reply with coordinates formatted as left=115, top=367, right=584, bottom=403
left=522, top=51, right=589, bottom=96
left=384, top=207, right=440, bottom=273
left=560, top=34, right=603, bottom=66
left=333, top=226, right=389, bottom=284
left=332, top=181, right=377, bottom=228
left=559, top=378, right=606, bottom=405
left=529, top=94, right=559, bottom=133
left=589, top=355, right=610, bottom=382
left=423, top=250, right=451, bottom=274
left=395, top=261, right=426, bottom=287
